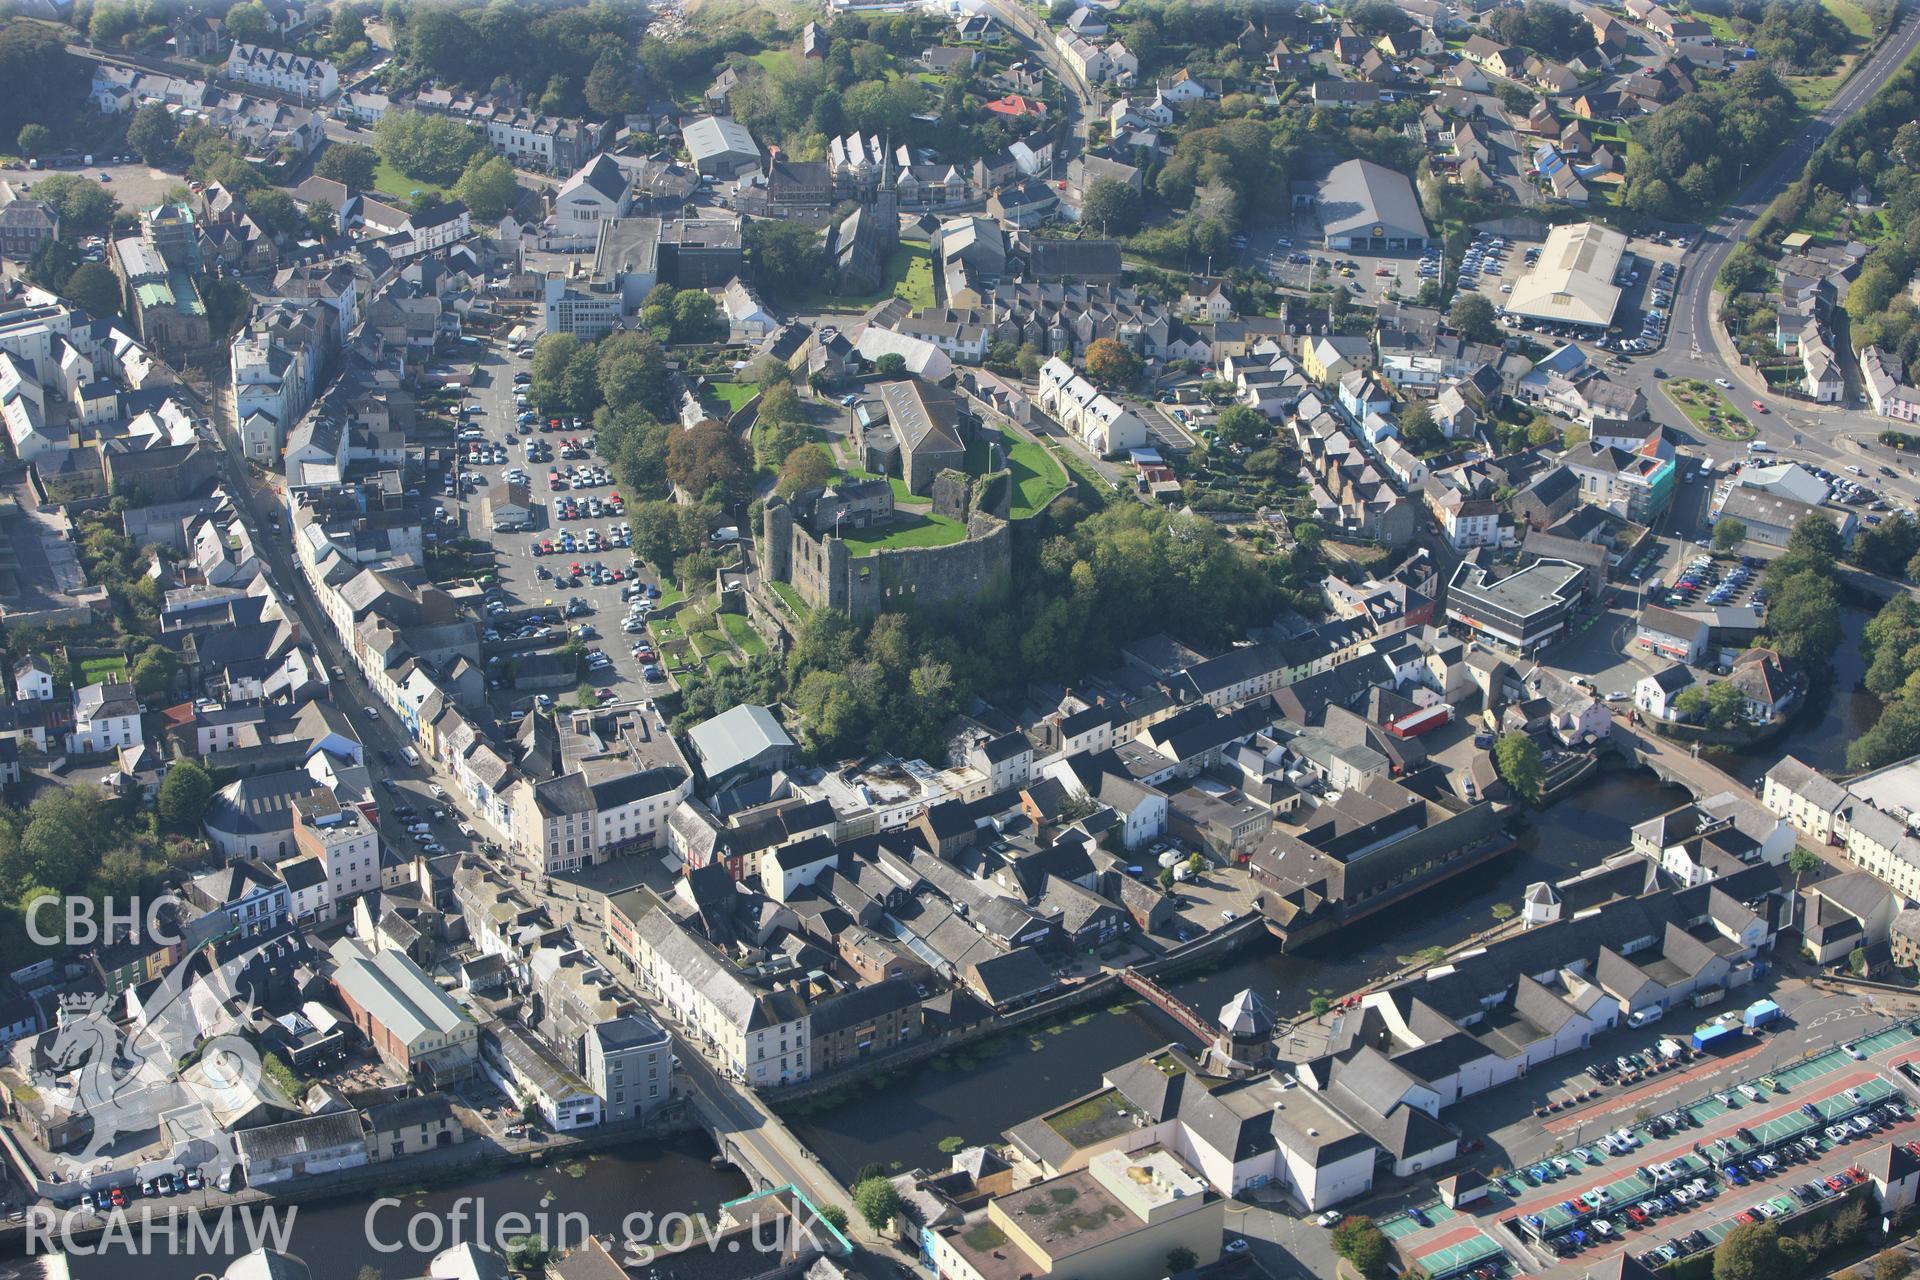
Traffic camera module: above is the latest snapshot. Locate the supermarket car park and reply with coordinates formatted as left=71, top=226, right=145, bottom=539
left=1373, top=1003, right=1920, bottom=1278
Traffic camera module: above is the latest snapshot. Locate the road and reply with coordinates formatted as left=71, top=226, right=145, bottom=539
left=979, top=0, right=1091, bottom=165
left=1668, top=6, right=1920, bottom=404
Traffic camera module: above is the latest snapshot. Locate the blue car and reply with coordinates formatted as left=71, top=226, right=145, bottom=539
left=1407, top=1207, right=1429, bottom=1227
left=1725, top=1166, right=1748, bottom=1186
left=1570, top=1229, right=1590, bottom=1248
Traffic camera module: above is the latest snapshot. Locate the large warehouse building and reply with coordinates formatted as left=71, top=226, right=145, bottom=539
left=1505, top=222, right=1625, bottom=331
left=1313, top=158, right=1429, bottom=252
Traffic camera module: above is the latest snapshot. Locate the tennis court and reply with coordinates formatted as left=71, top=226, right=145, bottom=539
left=1413, top=1233, right=1505, bottom=1277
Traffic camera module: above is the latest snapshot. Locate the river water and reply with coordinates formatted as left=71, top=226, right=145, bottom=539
left=26, top=1134, right=749, bottom=1280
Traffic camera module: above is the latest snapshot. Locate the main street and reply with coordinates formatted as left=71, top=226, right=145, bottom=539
left=196, top=368, right=894, bottom=1270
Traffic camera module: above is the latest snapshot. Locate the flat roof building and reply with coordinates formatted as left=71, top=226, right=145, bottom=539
left=1446, top=555, right=1586, bottom=652
left=1505, top=222, right=1626, bottom=330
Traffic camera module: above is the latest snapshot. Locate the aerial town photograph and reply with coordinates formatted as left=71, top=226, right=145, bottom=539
left=9, top=0, right=1920, bottom=1277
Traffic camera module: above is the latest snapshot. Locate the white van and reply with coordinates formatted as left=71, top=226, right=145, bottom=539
left=1627, top=1007, right=1664, bottom=1028
left=1748, top=441, right=1772, bottom=453
left=402, top=746, right=421, bottom=766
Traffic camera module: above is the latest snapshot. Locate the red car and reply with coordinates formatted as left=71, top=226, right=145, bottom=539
left=1735, top=1211, right=1756, bottom=1225
left=1626, top=1207, right=1650, bottom=1227
left=1826, top=1175, right=1850, bottom=1191
left=109, top=1187, right=126, bottom=1208
left=1751, top=400, right=1768, bottom=413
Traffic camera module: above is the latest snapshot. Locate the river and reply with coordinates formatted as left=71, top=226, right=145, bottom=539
left=21, top=693, right=1873, bottom=1274
left=786, top=768, right=1692, bottom=1184
left=10, top=1134, right=749, bottom=1280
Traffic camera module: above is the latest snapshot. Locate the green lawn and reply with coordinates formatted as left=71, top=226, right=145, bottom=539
left=1665, top=380, right=1758, bottom=441
left=80, top=656, right=128, bottom=683
left=967, top=426, right=1069, bottom=518
left=719, top=611, right=769, bottom=658
left=896, top=243, right=936, bottom=310
left=709, top=381, right=756, bottom=412
left=842, top=511, right=968, bottom=555
left=750, top=49, right=790, bottom=72
left=784, top=243, right=934, bottom=312
left=769, top=580, right=813, bottom=620
left=371, top=157, right=450, bottom=204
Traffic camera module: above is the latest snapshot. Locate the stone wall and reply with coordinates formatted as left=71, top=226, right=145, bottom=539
left=769, top=507, right=1012, bottom=619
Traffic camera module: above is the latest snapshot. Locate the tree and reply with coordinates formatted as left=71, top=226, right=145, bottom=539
left=1082, top=177, right=1144, bottom=234
left=1787, top=847, right=1820, bottom=894
left=1216, top=405, right=1266, bottom=446
left=815, top=1203, right=849, bottom=1234
left=1309, top=996, right=1333, bottom=1017
left=874, top=353, right=908, bottom=377
left=15, top=124, right=49, bottom=159
left=1765, top=569, right=1841, bottom=665
left=1714, top=519, right=1748, bottom=551
left=1874, top=1250, right=1912, bottom=1280
left=224, top=1, right=271, bottom=42
left=666, top=420, right=748, bottom=502
left=125, top=105, right=178, bottom=166
left=1085, top=338, right=1139, bottom=388
left=1166, top=1247, right=1199, bottom=1273
left=28, top=174, right=118, bottom=229
left=1494, top=733, right=1544, bottom=804
left=453, top=153, right=516, bottom=220
left=669, top=289, right=721, bottom=343
left=1016, top=344, right=1044, bottom=380
left=584, top=51, right=644, bottom=117
left=1673, top=684, right=1710, bottom=723
left=1450, top=292, right=1499, bottom=343
left=1705, top=679, right=1749, bottom=729
left=247, top=189, right=309, bottom=240
left=853, top=1176, right=901, bottom=1230
left=1329, top=1217, right=1389, bottom=1278
left=156, top=761, right=214, bottom=834
left=62, top=264, right=120, bottom=317
left=1399, top=401, right=1444, bottom=453
left=777, top=446, right=833, bottom=496
left=130, top=646, right=176, bottom=697
left=1713, top=1221, right=1804, bottom=1280
left=745, top=219, right=824, bottom=298
left=315, top=143, right=379, bottom=191
left=372, top=110, right=481, bottom=186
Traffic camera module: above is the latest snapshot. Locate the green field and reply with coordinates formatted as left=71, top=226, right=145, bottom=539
left=372, top=157, right=449, bottom=204
left=750, top=49, right=790, bottom=72
left=79, top=656, right=128, bottom=683
left=968, top=426, right=1069, bottom=518
left=719, top=611, right=769, bottom=657
left=843, top=511, right=968, bottom=555
left=709, top=381, right=756, bottom=412
left=1824, top=0, right=1875, bottom=40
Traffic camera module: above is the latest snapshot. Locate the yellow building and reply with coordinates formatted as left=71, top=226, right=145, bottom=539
left=930, top=1147, right=1224, bottom=1280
